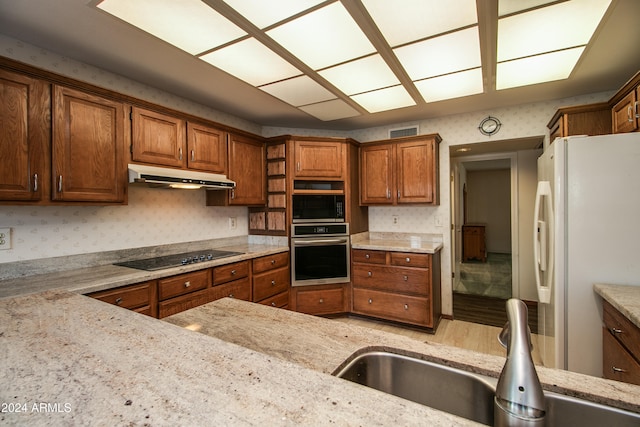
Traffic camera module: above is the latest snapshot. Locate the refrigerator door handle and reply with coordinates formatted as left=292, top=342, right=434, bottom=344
left=534, top=181, right=554, bottom=304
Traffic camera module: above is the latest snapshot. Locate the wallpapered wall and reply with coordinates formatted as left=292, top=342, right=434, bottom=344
left=0, top=34, right=614, bottom=313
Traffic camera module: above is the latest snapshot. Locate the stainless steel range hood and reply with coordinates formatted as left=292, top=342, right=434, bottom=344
left=128, top=164, right=235, bottom=190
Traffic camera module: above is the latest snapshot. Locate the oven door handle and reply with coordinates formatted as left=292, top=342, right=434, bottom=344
left=293, top=238, right=349, bottom=246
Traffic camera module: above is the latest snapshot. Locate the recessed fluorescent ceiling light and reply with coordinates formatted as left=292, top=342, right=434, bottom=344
left=97, top=0, right=246, bottom=55
left=496, top=47, right=585, bottom=90
left=415, top=68, right=483, bottom=102
left=299, top=99, right=360, bottom=121
left=318, top=55, right=399, bottom=95
left=362, top=0, right=478, bottom=46
left=394, top=27, right=481, bottom=81
left=266, top=2, right=375, bottom=70
left=351, top=86, right=415, bottom=113
left=498, top=0, right=557, bottom=16
left=222, top=0, right=325, bottom=29
left=260, top=75, right=335, bottom=107
left=200, top=38, right=301, bottom=86
left=497, top=0, right=611, bottom=62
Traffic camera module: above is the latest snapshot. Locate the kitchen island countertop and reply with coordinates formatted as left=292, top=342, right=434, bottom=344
left=351, top=231, right=443, bottom=254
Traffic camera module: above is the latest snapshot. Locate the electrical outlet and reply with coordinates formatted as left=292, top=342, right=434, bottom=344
left=392, top=215, right=399, bottom=226
left=0, top=227, right=11, bottom=250
left=228, top=217, right=237, bottom=230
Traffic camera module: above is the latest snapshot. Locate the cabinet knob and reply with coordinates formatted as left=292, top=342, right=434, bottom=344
left=405, top=257, right=411, bottom=263
left=229, top=293, right=234, bottom=298
left=271, top=302, right=276, bottom=307
left=271, top=259, right=276, bottom=265
left=319, top=298, right=324, bottom=304
left=404, top=304, right=409, bottom=310
left=403, top=275, right=408, bottom=281
left=367, top=271, right=372, bottom=277
left=271, top=280, right=276, bottom=285
left=184, top=281, right=191, bottom=288
left=231, top=269, right=236, bottom=275
left=365, top=254, right=370, bottom=259
left=115, top=297, right=123, bottom=305
left=368, top=298, right=373, bottom=304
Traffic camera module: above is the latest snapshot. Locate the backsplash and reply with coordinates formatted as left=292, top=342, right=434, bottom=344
left=0, top=187, right=247, bottom=263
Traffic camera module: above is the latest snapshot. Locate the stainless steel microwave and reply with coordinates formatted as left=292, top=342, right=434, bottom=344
left=292, top=194, right=345, bottom=223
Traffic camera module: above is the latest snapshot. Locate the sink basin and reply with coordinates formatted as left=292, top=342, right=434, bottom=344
left=335, top=351, right=640, bottom=426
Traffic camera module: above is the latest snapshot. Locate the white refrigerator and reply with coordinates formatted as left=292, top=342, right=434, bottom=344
left=535, top=133, right=640, bottom=377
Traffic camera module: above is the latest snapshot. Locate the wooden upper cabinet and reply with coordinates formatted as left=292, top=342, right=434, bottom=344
left=52, top=85, right=126, bottom=203
left=293, top=140, right=345, bottom=179
left=610, top=71, right=640, bottom=134
left=396, top=139, right=436, bottom=204
left=360, top=135, right=440, bottom=206
left=547, top=103, right=612, bottom=141
left=186, top=122, right=227, bottom=174
left=360, top=143, right=394, bottom=204
left=225, top=133, right=266, bottom=206
left=0, top=69, right=50, bottom=202
left=131, top=106, right=186, bottom=168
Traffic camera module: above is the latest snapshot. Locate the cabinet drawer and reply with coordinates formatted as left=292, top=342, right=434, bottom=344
left=253, top=267, right=289, bottom=302
left=158, top=288, right=214, bottom=318
left=603, top=328, right=640, bottom=385
left=158, top=269, right=211, bottom=301
left=213, top=261, right=249, bottom=285
left=603, top=300, right=640, bottom=358
left=352, top=249, right=387, bottom=265
left=253, top=252, right=289, bottom=274
left=390, top=252, right=430, bottom=268
left=352, top=288, right=431, bottom=327
left=296, top=286, right=345, bottom=315
left=352, top=265, right=429, bottom=295
left=211, top=277, right=251, bottom=302
left=89, top=281, right=154, bottom=310
left=259, top=290, right=289, bottom=309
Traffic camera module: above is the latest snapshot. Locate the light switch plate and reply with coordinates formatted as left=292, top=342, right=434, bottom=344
left=0, top=227, right=11, bottom=250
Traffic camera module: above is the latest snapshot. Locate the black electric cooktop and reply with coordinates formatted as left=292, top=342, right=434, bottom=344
left=114, top=250, right=243, bottom=271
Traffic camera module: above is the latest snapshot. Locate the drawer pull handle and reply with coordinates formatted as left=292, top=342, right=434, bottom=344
left=365, top=254, right=370, bottom=259
left=191, top=149, right=195, bottom=162
left=231, top=269, right=236, bottom=275
left=115, top=297, right=123, bottom=305
left=610, top=327, right=623, bottom=335
left=184, top=281, right=191, bottom=288
left=628, top=106, right=634, bottom=123
left=33, top=173, right=38, bottom=192
left=271, top=280, right=276, bottom=285
left=368, top=298, right=373, bottom=304
left=319, top=298, right=324, bottom=304
left=612, top=366, right=627, bottom=373
left=368, top=271, right=372, bottom=277
left=179, top=147, right=183, bottom=160
left=58, top=175, right=63, bottom=192
left=405, top=257, right=411, bottom=263
left=404, top=304, right=409, bottom=310
left=403, top=275, right=408, bottom=281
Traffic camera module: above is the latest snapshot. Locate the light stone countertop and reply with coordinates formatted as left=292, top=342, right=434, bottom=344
left=594, top=283, right=640, bottom=328
left=351, top=231, right=444, bottom=254
left=0, top=242, right=288, bottom=299
left=1, top=291, right=479, bottom=426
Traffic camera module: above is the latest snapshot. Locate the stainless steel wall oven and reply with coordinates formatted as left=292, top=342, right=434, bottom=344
left=291, top=223, right=350, bottom=286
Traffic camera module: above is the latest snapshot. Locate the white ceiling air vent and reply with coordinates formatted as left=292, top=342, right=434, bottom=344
left=389, top=125, right=419, bottom=139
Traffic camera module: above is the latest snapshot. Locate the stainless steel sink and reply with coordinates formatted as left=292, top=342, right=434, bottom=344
left=335, top=351, right=640, bottom=426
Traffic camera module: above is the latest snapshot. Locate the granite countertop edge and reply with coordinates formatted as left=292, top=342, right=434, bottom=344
left=593, top=283, right=640, bottom=328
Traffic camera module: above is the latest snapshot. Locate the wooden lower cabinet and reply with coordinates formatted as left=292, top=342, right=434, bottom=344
left=291, top=283, right=349, bottom=315
left=252, top=252, right=290, bottom=308
left=212, top=260, right=251, bottom=302
left=351, top=249, right=441, bottom=330
left=158, top=269, right=212, bottom=318
left=602, top=300, right=640, bottom=385
left=88, top=280, right=157, bottom=318
left=462, top=225, right=486, bottom=262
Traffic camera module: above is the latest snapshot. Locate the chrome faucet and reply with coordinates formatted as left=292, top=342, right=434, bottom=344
left=494, top=299, right=546, bottom=426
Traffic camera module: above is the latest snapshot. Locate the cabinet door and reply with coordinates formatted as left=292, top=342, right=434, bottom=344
left=360, top=144, right=393, bottom=204
left=228, top=133, right=266, bottom=206
left=131, top=107, right=186, bottom=167
left=187, top=122, right=227, bottom=173
left=612, top=90, right=638, bottom=134
left=294, top=140, right=344, bottom=178
left=396, top=139, right=435, bottom=204
left=52, top=86, right=126, bottom=203
left=0, top=69, right=49, bottom=201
